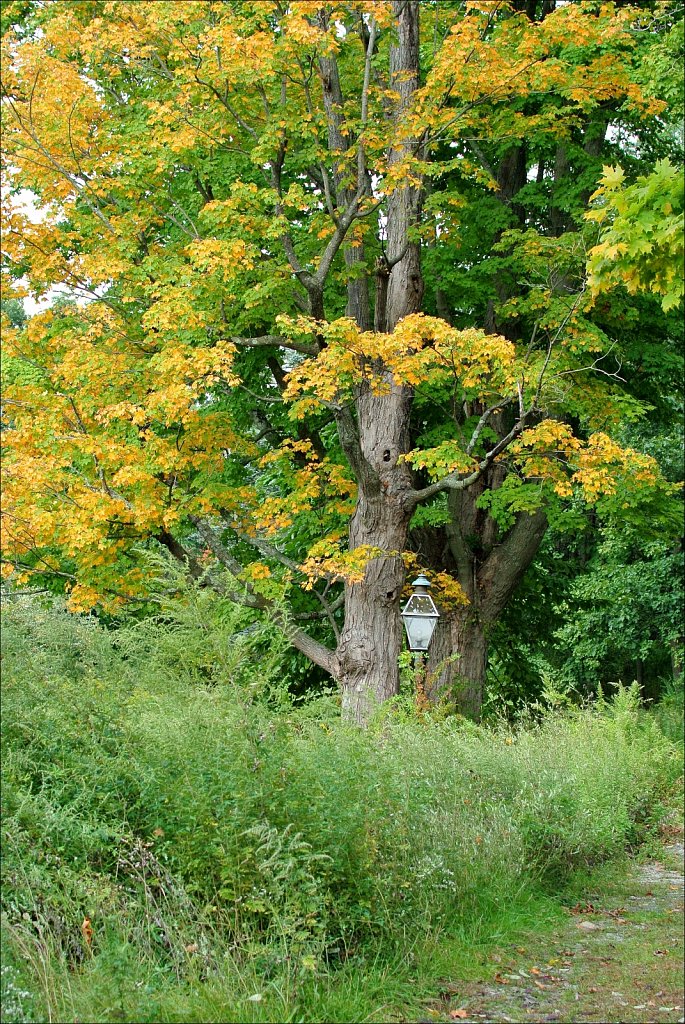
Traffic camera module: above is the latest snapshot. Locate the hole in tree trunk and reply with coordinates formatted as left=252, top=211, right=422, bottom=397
left=383, top=450, right=391, bottom=461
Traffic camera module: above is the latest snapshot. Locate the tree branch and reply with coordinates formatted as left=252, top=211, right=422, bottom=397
left=188, top=518, right=338, bottom=674
left=478, top=508, right=548, bottom=623
left=156, top=530, right=205, bottom=579
left=189, top=517, right=266, bottom=609
left=465, top=397, right=514, bottom=455
left=405, top=412, right=531, bottom=510
left=334, top=403, right=379, bottom=493
left=229, top=333, right=318, bottom=357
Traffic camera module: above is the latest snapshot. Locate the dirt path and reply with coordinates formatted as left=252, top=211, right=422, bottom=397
left=418, top=838, right=684, bottom=1024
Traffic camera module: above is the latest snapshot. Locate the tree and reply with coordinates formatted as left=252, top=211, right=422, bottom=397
left=1, top=1, right=680, bottom=723
left=0, top=297, right=26, bottom=329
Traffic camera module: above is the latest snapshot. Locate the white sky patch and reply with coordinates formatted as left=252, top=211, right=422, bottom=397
left=5, top=188, right=90, bottom=316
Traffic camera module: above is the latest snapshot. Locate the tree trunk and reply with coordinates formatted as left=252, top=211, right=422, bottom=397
left=318, top=35, right=372, bottom=330
left=425, top=606, right=488, bottom=720
left=550, top=144, right=572, bottom=236
left=338, top=496, right=408, bottom=723
left=424, top=503, right=548, bottom=719
left=336, top=0, right=422, bottom=724
left=337, top=383, right=415, bottom=723
left=385, top=0, right=423, bottom=320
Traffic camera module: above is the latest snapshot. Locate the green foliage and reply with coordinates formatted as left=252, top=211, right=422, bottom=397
left=550, top=538, right=683, bottom=692
left=2, top=597, right=681, bottom=1021
left=113, top=550, right=293, bottom=703
left=633, top=6, right=685, bottom=151
left=586, top=160, right=685, bottom=312
left=651, top=675, right=685, bottom=746
left=0, top=962, right=33, bottom=1024
left=0, top=297, right=26, bottom=328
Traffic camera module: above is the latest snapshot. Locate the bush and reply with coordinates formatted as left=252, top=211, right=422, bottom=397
left=652, top=674, right=685, bottom=745
left=1, top=595, right=681, bottom=1022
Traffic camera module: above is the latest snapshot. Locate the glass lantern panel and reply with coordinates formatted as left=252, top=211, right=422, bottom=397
left=403, top=593, right=438, bottom=616
left=402, top=613, right=438, bottom=651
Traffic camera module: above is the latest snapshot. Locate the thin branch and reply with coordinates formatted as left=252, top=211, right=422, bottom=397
left=312, top=187, right=366, bottom=289
left=241, top=533, right=343, bottom=641
left=193, top=74, right=259, bottom=138
left=189, top=517, right=267, bottom=609
left=4, top=87, right=117, bottom=235
left=465, top=397, right=514, bottom=455
left=549, top=347, right=626, bottom=384
left=357, top=16, right=378, bottom=191
left=406, top=410, right=532, bottom=510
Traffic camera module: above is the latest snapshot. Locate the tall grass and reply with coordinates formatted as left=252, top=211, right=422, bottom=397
left=1, top=594, right=681, bottom=1023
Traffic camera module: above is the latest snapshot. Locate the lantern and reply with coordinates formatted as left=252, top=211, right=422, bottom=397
left=401, top=574, right=440, bottom=652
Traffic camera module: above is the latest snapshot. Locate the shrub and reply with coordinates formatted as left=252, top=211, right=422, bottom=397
left=1, top=595, right=681, bottom=1021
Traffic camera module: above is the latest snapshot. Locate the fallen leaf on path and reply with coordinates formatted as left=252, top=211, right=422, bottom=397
left=654, top=949, right=670, bottom=955
left=450, top=1010, right=469, bottom=1019
left=576, top=920, right=600, bottom=930
left=570, top=902, right=597, bottom=914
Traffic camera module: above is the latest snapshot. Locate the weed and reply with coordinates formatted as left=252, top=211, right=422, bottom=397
left=1, top=596, right=681, bottom=1022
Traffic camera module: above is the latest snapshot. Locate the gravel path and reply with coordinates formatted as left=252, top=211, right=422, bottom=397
left=416, top=839, right=684, bottom=1024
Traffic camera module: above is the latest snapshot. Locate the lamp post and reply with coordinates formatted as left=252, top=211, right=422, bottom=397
left=401, top=575, right=440, bottom=703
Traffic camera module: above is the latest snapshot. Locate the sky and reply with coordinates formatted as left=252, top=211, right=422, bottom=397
left=6, top=188, right=78, bottom=316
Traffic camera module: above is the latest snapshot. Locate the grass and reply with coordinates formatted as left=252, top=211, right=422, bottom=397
left=412, top=797, right=684, bottom=1023
left=1, top=593, right=682, bottom=1023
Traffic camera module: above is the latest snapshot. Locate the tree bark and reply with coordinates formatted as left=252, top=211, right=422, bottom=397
left=385, top=0, right=424, bottom=326
left=424, top=503, right=548, bottom=719
left=334, top=380, right=417, bottom=722
left=425, top=607, right=487, bottom=719
left=335, top=0, right=422, bottom=724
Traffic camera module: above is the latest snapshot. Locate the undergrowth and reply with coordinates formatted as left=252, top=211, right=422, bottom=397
left=1, top=592, right=681, bottom=1023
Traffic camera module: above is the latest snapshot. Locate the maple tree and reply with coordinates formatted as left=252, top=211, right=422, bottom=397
left=586, top=159, right=684, bottom=312
left=1, top=0, right=681, bottom=723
